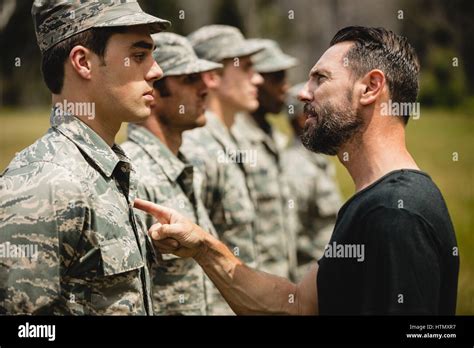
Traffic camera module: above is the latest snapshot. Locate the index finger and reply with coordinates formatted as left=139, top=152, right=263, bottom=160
left=133, top=198, right=173, bottom=224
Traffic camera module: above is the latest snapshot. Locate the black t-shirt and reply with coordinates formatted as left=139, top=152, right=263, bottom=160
left=317, top=169, right=459, bottom=315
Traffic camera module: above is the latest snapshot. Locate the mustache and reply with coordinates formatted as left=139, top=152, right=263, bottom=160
left=304, top=103, right=317, bottom=117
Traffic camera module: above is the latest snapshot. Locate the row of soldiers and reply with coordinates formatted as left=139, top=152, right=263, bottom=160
left=0, top=0, right=341, bottom=315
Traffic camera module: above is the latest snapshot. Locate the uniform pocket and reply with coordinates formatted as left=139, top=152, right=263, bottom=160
left=99, top=236, right=144, bottom=276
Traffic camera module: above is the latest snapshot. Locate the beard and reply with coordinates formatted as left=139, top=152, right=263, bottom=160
left=301, top=96, right=364, bottom=156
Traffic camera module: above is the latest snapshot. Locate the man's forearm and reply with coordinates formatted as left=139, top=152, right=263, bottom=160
left=194, top=234, right=312, bottom=315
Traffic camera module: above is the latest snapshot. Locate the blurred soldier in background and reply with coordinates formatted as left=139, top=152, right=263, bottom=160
left=181, top=25, right=265, bottom=314
left=121, top=33, right=226, bottom=315
left=282, top=83, right=343, bottom=281
left=231, top=39, right=299, bottom=279
left=0, top=0, right=169, bottom=314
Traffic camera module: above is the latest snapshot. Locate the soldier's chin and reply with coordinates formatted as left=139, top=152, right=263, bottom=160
left=245, top=99, right=259, bottom=112
left=128, top=106, right=152, bottom=123
left=192, top=113, right=207, bottom=128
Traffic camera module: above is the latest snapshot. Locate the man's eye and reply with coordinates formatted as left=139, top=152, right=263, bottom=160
left=317, top=75, right=326, bottom=83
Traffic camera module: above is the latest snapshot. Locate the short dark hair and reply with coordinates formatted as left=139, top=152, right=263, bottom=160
left=330, top=26, right=420, bottom=123
left=41, top=27, right=127, bottom=94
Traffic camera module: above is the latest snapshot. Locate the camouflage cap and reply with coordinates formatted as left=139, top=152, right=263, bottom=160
left=286, top=82, right=306, bottom=118
left=32, top=0, right=171, bottom=53
left=249, top=39, right=298, bottom=73
left=187, top=25, right=265, bottom=63
left=151, top=32, right=222, bottom=77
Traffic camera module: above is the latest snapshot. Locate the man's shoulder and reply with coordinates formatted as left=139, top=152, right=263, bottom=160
left=121, top=139, right=144, bottom=160
left=352, top=170, right=439, bottom=210
left=182, top=127, right=222, bottom=171
left=2, top=128, right=86, bottom=178
left=182, top=126, right=219, bottom=151
left=122, top=140, right=162, bottom=178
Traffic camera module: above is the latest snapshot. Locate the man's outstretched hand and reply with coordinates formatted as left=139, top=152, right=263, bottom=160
left=133, top=198, right=208, bottom=259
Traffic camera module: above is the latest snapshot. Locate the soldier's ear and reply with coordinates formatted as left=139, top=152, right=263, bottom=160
left=202, top=70, right=221, bottom=89
left=68, top=45, right=93, bottom=81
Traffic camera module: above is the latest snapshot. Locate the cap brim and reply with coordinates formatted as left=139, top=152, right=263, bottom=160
left=254, top=55, right=299, bottom=73
left=164, top=59, right=223, bottom=77
left=94, top=11, right=171, bottom=34
left=220, top=40, right=266, bottom=60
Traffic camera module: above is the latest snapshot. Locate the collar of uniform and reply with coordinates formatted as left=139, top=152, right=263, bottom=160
left=234, top=113, right=282, bottom=155
left=52, top=112, right=123, bottom=178
left=204, top=111, right=240, bottom=152
left=127, top=124, right=186, bottom=182
left=233, top=113, right=266, bottom=143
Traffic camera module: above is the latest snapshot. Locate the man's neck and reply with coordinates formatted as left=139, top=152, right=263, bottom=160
left=207, top=96, right=238, bottom=129
left=338, top=122, right=419, bottom=193
left=53, top=94, right=119, bottom=147
left=251, top=107, right=272, bottom=135
left=143, top=116, right=182, bottom=156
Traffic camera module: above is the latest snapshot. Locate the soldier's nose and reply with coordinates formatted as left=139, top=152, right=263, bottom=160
left=148, top=61, right=163, bottom=82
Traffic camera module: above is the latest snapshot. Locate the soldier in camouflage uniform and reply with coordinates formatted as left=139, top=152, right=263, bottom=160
left=181, top=25, right=264, bottom=276
left=231, top=39, right=299, bottom=279
left=0, top=0, right=169, bottom=315
left=121, top=33, right=231, bottom=315
left=282, top=83, right=343, bottom=281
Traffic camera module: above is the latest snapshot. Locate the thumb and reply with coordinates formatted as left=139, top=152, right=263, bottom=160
left=149, top=223, right=192, bottom=247
left=134, top=198, right=173, bottom=224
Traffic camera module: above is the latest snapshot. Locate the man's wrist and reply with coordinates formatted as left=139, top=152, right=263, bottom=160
left=193, top=227, right=212, bottom=264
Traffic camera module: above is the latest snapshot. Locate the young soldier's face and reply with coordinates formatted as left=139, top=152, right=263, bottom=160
left=217, top=56, right=263, bottom=112
left=90, top=25, right=163, bottom=124
left=152, top=73, right=208, bottom=130
left=258, top=70, right=290, bottom=114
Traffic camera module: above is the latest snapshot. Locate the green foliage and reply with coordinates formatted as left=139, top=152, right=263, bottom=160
left=419, top=46, right=468, bottom=107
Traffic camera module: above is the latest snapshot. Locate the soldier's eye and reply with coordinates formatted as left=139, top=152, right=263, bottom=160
left=183, top=74, right=200, bottom=84
left=133, top=53, right=146, bottom=62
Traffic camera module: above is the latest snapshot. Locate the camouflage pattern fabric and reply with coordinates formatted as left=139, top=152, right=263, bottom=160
left=187, top=25, right=265, bottom=62
left=151, top=32, right=222, bottom=77
left=0, top=111, right=153, bottom=315
left=182, top=112, right=258, bottom=268
left=282, top=139, right=343, bottom=281
left=32, top=0, right=170, bottom=53
left=248, top=39, right=298, bottom=73
left=122, top=124, right=229, bottom=315
left=232, top=113, right=297, bottom=279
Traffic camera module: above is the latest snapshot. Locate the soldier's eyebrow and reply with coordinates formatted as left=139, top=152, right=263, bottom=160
left=130, top=41, right=155, bottom=51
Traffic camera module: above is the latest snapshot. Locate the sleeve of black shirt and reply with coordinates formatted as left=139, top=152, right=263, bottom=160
left=359, top=207, right=441, bottom=315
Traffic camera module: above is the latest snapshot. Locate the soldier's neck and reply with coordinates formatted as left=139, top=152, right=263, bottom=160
left=251, top=107, right=272, bottom=135
left=52, top=94, right=119, bottom=147
left=207, top=96, right=238, bottom=129
left=143, top=115, right=182, bottom=156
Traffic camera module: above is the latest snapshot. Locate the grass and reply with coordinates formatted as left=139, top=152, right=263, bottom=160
left=1, top=107, right=473, bottom=314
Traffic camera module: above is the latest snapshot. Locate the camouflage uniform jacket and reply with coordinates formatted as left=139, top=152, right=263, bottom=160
left=181, top=112, right=258, bottom=267
left=281, top=138, right=342, bottom=280
left=122, top=124, right=224, bottom=315
left=232, top=113, right=297, bottom=279
left=0, top=113, right=153, bottom=315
